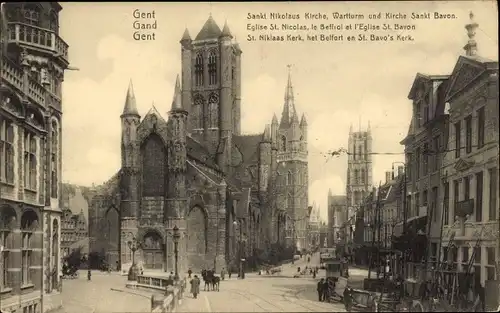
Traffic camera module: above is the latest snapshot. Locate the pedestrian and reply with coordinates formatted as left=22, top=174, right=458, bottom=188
left=228, top=268, right=232, bottom=279
left=221, top=267, right=226, bottom=280
left=188, top=268, right=192, bottom=278
left=308, top=256, right=311, bottom=263
left=317, top=278, right=325, bottom=301
left=87, top=269, right=91, bottom=281
left=297, top=266, right=301, bottom=273
left=190, top=275, right=201, bottom=299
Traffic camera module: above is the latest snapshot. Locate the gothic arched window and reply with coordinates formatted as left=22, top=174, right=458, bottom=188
left=360, top=169, right=365, bottom=184
left=354, top=169, right=359, bottom=184
left=193, top=96, right=204, bottom=130
left=51, top=121, right=59, bottom=198
left=141, top=134, right=167, bottom=196
left=208, top=93, right=219, bottom=128
left=208, top=50, right=217, bottom=85
left=358, top=146, right=363, bottom=160
left=24, top=131, right=37, bottom=190
left=280, top=136, right=287, bottom=151
left=0, top=117, right=15, bottom=184
left=287, top=171, right=292, bottom=185
left=23, top=5, right=40, bottom=26
left=49, top=11, right=58, bottom=32
left=194, top=53, right=204, bottom=87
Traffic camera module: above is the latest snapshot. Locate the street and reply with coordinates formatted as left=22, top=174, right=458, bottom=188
left=53, top=255, right=370, bottom=313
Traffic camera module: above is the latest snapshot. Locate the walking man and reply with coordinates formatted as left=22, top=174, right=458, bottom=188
left=317, top=278, right=325, bottom=301
left=190, top=275, right=201, bottom=299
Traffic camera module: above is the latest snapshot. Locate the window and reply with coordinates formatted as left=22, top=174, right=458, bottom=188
left=415, top=102, right=421, bottom=128
left=194, top=53, right=204, bottom=87
left=489, top=168, right=497, bottom=221
left=462, top=247, right=469, bottom=270
left=24, top=132, right=37, bottom=191
left=406, top=195, right=412, bottom=220
left=432, top=136, right=440, bottom=172
left=360, top=169, right=365, bottom=184
left=475, top=171, right=483, bottom=222
left=453, top=180, right=459, bottom=221
left=406, top=153, right=412, bottom=180
left=358, top=146, right=363, bottom=160
left=477, top=107, right=485, bottom=149
left=280, top=136, right=286, bottom=151
left=432, top=187, right=438, bottom=222
left=49, top=12, right=58, bottom=32
left=21, top=212, right=37, bottom=286
left=455, top=122, right=461, bottom=158
left=422, top=190, right=428, bottom=207
left=23, top=6, right=40, bottom=26
left=51, top=122, right=59, bottom=198
left=354, top=169, right=359, bottom=184
left=415, top=193, right=420, bottom=217
left=207, top=94, right=218, bottom=128
left=415, top=147, right=421, bottom=179
left=193, top=96, right=204, bottom=129
left=465, top=115, right=472, bottom=154
left=423, top=143, right=429, bottom=176
left=464, top=176, right=470, bottom=200
left=0, top=117, right=15, bottom=184
left=208, top=51, right=217, bottom=85
left=423, top=103, right=429, bottom=124
left=287, top=172, right=292, bottom=185
left=0, top=214, right=12, bottom=289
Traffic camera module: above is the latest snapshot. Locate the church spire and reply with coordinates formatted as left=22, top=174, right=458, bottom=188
left=170, top=74, right=185, bottom=113
left=279, top=65, right=297, bottom=129
left=464, top=11, right=479, bottom=57
left=121, top=80, right=140, bottom=117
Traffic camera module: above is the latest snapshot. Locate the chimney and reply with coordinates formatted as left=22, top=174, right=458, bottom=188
left=398, top=166, right=404, bottom=177
left=385, top=171, right=391, bottom=183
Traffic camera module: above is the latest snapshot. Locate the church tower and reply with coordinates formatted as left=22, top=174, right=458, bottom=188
left=120, top=81, right=141, bottom=266
left=180, top=16, right=242, bottom=174
left=346, top=122, right=373, bottom=247
left=276, top=67, right=309, bottom=250
left=165, top=75, right=189, bottom=273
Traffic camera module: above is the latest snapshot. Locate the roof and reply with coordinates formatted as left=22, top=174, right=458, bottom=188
left=195, top=15, right=222, bottom=41
left=233, top=134, right=262, bottom=165
left=187, top=136, right=220, bottom=170
left=407, top=73, right=449, bottom=100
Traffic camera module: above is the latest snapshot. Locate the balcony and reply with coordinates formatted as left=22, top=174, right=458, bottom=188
left=7, top=22, right=69, bottom=63
left=1, top=58, right=62, bottom=111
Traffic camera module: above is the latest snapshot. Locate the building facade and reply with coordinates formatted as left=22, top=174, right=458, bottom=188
left=346, top=124, right=373, bottom=254
left=1, top=2, right=68, bottom=313
left=440, top=14, right=499, bottom=288
left=60, top=208, right=87, bottom=258
left=307, top=202, right=321, bottom=250
left=88, top=16, right=309, bottom=273
left=327, top=191, right=347, bottom=247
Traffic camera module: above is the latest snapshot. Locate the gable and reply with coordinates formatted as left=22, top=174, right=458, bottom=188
left=137, top=108, right=168, bottom=146
left=445, top=56, right=486, bottom=102
left=454, top=158, right=475, bottom=172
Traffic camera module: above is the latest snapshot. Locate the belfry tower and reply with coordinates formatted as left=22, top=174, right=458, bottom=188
left=346, top=122, right=373, bottom=249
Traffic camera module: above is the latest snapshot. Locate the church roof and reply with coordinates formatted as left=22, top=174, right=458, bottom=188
left=233, top=134, right=263, bottom=165
left=195, top=15, right=222, bottom=41
left=187, top=136, right=220, bottom=170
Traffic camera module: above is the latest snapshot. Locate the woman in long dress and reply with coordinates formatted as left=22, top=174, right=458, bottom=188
left=190, top=275, right=201, bottom=299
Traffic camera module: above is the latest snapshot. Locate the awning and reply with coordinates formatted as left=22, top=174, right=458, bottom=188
left=392, top=215, right=427, bottom=237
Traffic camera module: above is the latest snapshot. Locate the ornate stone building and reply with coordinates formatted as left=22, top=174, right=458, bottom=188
left=327, top=192, right=347, bottom=248
left=88, top=16, right=309, bottom=273
left=440, top=13, right=498, bottom=288
left=61, top=208, right=87, bottom=258
left=346, top=124, right=373, bottom=253
left=1, top=2, right=68, bottom=313
left=307, top=202, right=321, bottom=249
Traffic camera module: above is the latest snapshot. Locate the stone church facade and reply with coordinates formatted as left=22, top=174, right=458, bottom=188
left=88, top=16, right=309, bottom=273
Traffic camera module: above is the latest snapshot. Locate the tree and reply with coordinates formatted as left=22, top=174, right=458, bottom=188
left=87, top=251, right=106, bottom=270
left=63, top=246, right=85, bottom=270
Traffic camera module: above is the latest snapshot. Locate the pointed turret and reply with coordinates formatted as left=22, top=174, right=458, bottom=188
left=195, top=15, right=222, bottom=41
left=279, top=65, right=297, bottom=129
left=349, top=123, right=353, bottom=134
left=272, top=113, right=278, bottom=125
left=220, top=20, right=233, bottom=38
left=122, top=80, right=140, bottom=117
left=170, top=74, right=185, bottom=113
left=300, top=113, right=307, bottom=126
left=291, top=111, right=299, bottom=125
left=263, top=124, right=271, bottom=142
left=180, top=27, right=192, bottom=43
left=328, top=189, right=332, bottom=196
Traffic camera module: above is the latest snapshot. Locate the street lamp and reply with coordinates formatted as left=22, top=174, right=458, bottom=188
left=233, top=220, right=245, bottom=279
left=127, top=236, right=140, bottom=281
left=173, top=225, right=180, bottom=282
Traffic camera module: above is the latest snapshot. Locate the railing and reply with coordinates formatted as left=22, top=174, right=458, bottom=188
left=8, top=22, right=69, bottom=62
left=125, top=274, right=186, bottom=313
left=1, top=58, right=62, bottom=111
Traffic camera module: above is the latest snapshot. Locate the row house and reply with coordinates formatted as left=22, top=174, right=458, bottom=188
left=327, top=191, right=347, bottom=248
left=440, top=13, right=499, bottom=291
left=60, top=208, right=87, bottom=259
left=1, top=2, right=69, bottom=313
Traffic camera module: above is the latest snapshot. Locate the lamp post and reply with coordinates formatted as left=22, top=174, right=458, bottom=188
left=233, top=220, right=245, bottom=279
left=127, top=236, right=140, bottom=281
left=173, top=225, right=180, bottom=282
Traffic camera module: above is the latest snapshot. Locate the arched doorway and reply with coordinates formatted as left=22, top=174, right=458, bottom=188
left=142, top=231, right=163, bottom=270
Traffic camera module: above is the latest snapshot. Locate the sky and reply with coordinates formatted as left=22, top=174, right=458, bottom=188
left=59, top=1, right=498, bottom=221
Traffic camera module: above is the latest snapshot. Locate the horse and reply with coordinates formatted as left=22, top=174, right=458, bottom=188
left=211, top=276, right=220, bottom=291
